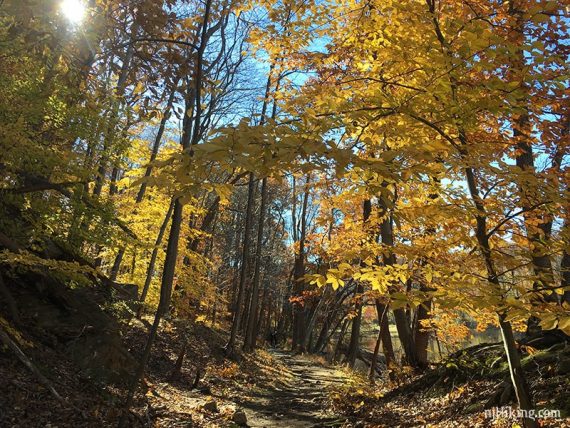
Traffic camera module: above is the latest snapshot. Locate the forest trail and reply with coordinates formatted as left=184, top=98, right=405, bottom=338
left=234, top=350, right=348, bottom=427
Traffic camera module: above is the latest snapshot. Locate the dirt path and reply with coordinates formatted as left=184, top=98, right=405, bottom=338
left=234, top=350, right=348, bottom=427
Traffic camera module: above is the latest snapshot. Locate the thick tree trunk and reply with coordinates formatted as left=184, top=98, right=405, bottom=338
left=507, top=3, right=556, bottom=338
left=254, top=279, right=269, bottom=347
left=414, top=293, right=432, bottom=369
left=378, top=194, right=416, bottom=366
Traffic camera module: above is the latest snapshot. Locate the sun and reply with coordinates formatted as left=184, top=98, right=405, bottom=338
left=60, top=0, right=86, bottom=25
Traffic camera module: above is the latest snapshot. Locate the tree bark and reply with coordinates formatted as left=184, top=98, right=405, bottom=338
left=137, top=199, right=175, bottom=314
left=110, top=80, right=179, bottom=281
left=414, top=293, right=432, bottom=369
left=244, top=177, right=268, bottom=351
left=378, top=193, right=416, bottom=366
left=464, top=165, right=537, bottom=428
left=119, top=1, right=216, bottom=422
left=226, top=172, right=255, bottom=354
left=333, top=318, right=350, bottom=363
left=292, top=175, right=310, bottom=352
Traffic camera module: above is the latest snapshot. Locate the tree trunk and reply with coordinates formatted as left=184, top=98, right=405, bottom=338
left=333, top=318, right=350, bottom=363
left=119, top=0, right=215, bottom=419
left=425, top=4, right=536, bottom=422
left=561, top=226, right=570, bottom=305
left=315, top=285, right=354, bottom=353
left=347, top=283, right=363, bottom=368
left=136, top=83, right=178, bottom=204
left=464, top=165, right=537, bottom=428
left=372, top=300, right=394, bottom=376
left=414, top=293, right=432, bottom=369
left=378, top=194, right=416, bottom=366
left=244, top=177, right=268, bottom=351
left=347, top=198, right=375, bottom=367
left=292, top=175, right=310, bottom=352
left=225, top=172, right=255, bottom=354
left=93, top=34, right=135, bottom=198
left=110, top=80, right=179, bottom=281
left=302, top=290, right=326, bottom=351
left=137, top=199, right=175, bottom=314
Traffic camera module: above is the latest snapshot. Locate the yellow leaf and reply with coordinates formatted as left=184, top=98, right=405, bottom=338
left=539, top=315, right=558, bottom=331
left=558, top=317, right=570, bottom=335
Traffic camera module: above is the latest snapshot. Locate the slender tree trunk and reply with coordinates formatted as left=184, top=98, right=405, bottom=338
left=244, top=178, right=268, bottom=351
left=370, top=300, right=393, bottom=380
left=119, top=1, right=216, bottom=420
left=226, top=172, right=255, bottom=354
left=315, top=285, right=354, bottom=353
left=425, top=3, right=536, bottom=421
left=111, top=81, right=178, bottom=280
left=319, top=309, right=348, bottom=354
left=413, top=178, right=439, bottom=368
left=414, top=292, right=432, bottom=369
left=333, top=318, right=350, bottom=363
left=347, top=199, right=374, bottom=367
left=137, top=199, right=175, bottom=314
left=292, top=176, right=310, bottom=352
left=314, top=313, right=332, bottom=353
left=347, top=283, right=363, bottom=368
left=136, top=83, right=178, bottom=204
left=93, top=32, right=135, bottom=198
left=276, top=267, right=294, bottom=343
left=369, top=326, right=382, bottom=382
left=464, top=165, right=537, bottom=428
left=378, top=302, right=395, bottom=367
left=302, top=290, right=325, bottom=351
left=561, top=218, right=570, bottom=305
left=228, top=212, right=242, bottom=314
left=169, top=342, right=187, bottom=380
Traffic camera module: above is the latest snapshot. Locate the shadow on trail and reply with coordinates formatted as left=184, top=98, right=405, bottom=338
left=233, top=350, right=348, bottom=427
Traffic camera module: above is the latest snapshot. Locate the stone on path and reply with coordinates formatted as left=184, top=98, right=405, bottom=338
left=232, top=409, right=248, bottom=425
left=202, top=400, right=218, bottom=413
